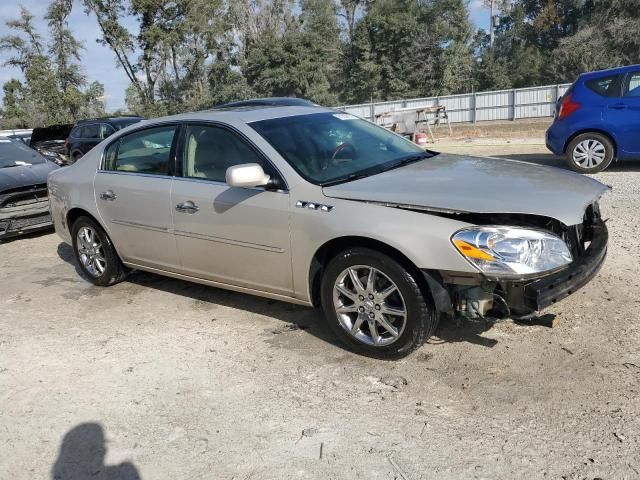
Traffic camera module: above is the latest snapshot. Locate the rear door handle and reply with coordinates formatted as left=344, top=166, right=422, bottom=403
left=176, top=200, right=199, bottom=214
left=608, top=104, right=628, bottom=110
left=100, top=190, right=117, bottom=201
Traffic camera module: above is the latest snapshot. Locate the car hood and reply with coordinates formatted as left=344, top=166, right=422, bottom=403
left=322, top=153, right=610, bottom=225
left=0, top=161, right=59, bottom=192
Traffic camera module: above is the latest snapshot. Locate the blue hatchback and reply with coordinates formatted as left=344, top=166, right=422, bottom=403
left=546, top=64, right=640, bottom=173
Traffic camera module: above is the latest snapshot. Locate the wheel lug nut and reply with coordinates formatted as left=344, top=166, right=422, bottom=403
left=359, top=295, right=364, bottom=301
left=375, top=304, right=381, bottom=310
left=358, top=306, right=365, bottom=313
left=368, top=293, right=374, bottom=300
left=368, top=312, right=375, bottom=319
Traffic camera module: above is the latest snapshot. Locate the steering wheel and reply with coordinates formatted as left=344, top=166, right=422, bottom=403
left=325, top=142, right=356, bottom=170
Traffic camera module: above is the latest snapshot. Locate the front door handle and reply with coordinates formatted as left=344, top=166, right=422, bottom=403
left=100, top=190, right=117, bottom=201
left=176, top=200, right=200, bottom=214
left=608, top=104, right=628, bottom=110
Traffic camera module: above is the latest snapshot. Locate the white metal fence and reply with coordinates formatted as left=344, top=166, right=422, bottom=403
left=0, top=128, right=32, bottom=137
left=340, top=83, right=572, bottom=123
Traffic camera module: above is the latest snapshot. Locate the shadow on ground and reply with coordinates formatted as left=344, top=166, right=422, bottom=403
left=0, top=227, right=54, bottom=244
left=55, top=242, right=341, bottom=350
left=431, top=316, right=498, bottom=348
left=51, top=423, right=140, bottom=480
left=56, top=242, right=509, bottom=352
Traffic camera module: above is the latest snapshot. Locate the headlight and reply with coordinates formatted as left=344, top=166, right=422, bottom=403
left=452, top=226, right=573, bottom=277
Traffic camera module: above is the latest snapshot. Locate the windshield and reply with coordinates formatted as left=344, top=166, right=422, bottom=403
left=250, top=112, right=433, bottom=185
left=0, top=139, right=46, bottom=168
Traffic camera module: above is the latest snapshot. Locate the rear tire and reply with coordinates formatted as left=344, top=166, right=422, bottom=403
left=320, top=247, right=438, bottom=359
left=565, top=133, right=614, bottom=174
left=71, top=216, right=127, bottom=286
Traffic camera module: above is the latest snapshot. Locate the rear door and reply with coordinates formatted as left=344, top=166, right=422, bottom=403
left=171, top=123, right=293, bottom=295
left=94, top=124, right=181, bottom=271
left=606, top=70, right=640, bottom=155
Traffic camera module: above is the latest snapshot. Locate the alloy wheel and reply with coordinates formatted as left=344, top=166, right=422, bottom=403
left=572, top=139, right=606, bottom=169
left=76, top=226, right=106, bottom=277
left=332, top=265, right=407, bottom=346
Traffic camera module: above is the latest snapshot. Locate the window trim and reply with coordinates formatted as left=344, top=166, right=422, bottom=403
left=99, top=123, right=117, bottom=140
left=98, top=121, right=181, bottom=177
left=175, top=121, right=289, bottom=191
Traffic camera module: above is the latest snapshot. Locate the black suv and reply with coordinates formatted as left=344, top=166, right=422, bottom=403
left=66, top=116, right=143, bottom=162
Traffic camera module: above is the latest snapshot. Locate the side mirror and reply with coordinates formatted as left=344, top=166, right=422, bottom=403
left=225, top=163, right=270, bottom=188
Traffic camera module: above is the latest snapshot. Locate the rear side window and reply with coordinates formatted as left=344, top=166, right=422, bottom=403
left=81, top=124, right=100, bottom=139
left=585, top=75, right=622, bottom=97
left=103, top=125, right=177, bottom=175
left=624, top=72, right=640, bottom=97
left=70, top=126, right=82, bottom=138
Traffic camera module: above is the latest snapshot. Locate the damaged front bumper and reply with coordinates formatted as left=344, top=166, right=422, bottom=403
left=0, top=187, right=53, bottom=239
left=424, top=219, right=608, bottom=319
left=502, top=221, right=607, bottom=315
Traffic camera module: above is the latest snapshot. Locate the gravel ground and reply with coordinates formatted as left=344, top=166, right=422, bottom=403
left=1, top=143, right=639, bottom=480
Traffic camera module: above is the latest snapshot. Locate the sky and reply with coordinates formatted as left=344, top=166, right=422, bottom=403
left=0, top=1, right=492, bottom=112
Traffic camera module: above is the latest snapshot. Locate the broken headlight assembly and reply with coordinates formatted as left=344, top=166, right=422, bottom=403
left=452, top=226, right=573, bottom=278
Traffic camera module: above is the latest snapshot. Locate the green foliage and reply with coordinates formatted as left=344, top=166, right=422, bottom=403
left=245, top=0, right=341, bottom=105
left=482, top=0, right=640, bottom=87
left=0, top=3, right=105, bottom=128
left=2, top=0, right=639, bottom=126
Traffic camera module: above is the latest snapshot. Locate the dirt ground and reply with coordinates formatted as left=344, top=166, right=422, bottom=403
left=1, top=141, right=640, bottom=480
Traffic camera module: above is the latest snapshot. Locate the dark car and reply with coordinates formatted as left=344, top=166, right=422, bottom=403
left=66, top=116, right=143, bottom=162
left=7, top=132, right=31, bottom=145
left=0, top=139, right=59, bottom=240
left=31, top=123, right=74, bottom=166
left=546, top=64, right=640, bottom=173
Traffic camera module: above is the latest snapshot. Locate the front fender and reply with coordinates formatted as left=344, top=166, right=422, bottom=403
left=289, top=193, right=477, bottom=302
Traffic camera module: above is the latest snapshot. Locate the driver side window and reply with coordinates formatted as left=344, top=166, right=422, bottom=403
left=182, top=125, right=271, bottom=182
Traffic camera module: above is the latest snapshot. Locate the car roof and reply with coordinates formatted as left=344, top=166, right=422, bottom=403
left=143, top=105, right=339, bottom=125
left=75, top=116, right=143, bottom=125
left=214, top=97, right=318, bottom=109
left=580, top=64, right=640, bottom=80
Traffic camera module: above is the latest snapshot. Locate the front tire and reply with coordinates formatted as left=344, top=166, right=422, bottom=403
left=565, top=133, right=614, bottom=173
left=320, top=248, right=438, bottom=359
left=71, top=216, right=127, bottom=286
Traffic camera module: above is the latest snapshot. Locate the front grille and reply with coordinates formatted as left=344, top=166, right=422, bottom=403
left=0, top=184, right=48, bottom=209
left=0, top=213, right=52, bottom=235
left=8, top=214, right=52, bottom=229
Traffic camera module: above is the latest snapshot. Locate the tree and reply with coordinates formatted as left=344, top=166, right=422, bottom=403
left=0, top=4, right=105, bottom=128
left=46, top=0, right=90, bottom=118
left=85, top=0, right=229, bottom=115
left=244, top=0, right=341, bottom=104
left=1, top=79, right=27, bottom=128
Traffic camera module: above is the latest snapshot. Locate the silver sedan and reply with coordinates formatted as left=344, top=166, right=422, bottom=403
left=48, top=104, right=609, bottom=358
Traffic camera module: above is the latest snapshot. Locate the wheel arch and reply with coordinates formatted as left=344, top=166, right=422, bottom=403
left=66, top=207, right=101, bottom=232
left=308, top=236, right=437, bottom=309
left=65, top=207, right=124, bottom=261
left=563, top=129, right=618, bottom=159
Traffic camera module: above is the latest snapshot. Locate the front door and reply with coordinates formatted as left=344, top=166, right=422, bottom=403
left=606, top=70, right=640, bottom=156
left=94, top=124, right=180, bottom=270
left=171, top=123, right=293, bottom=295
